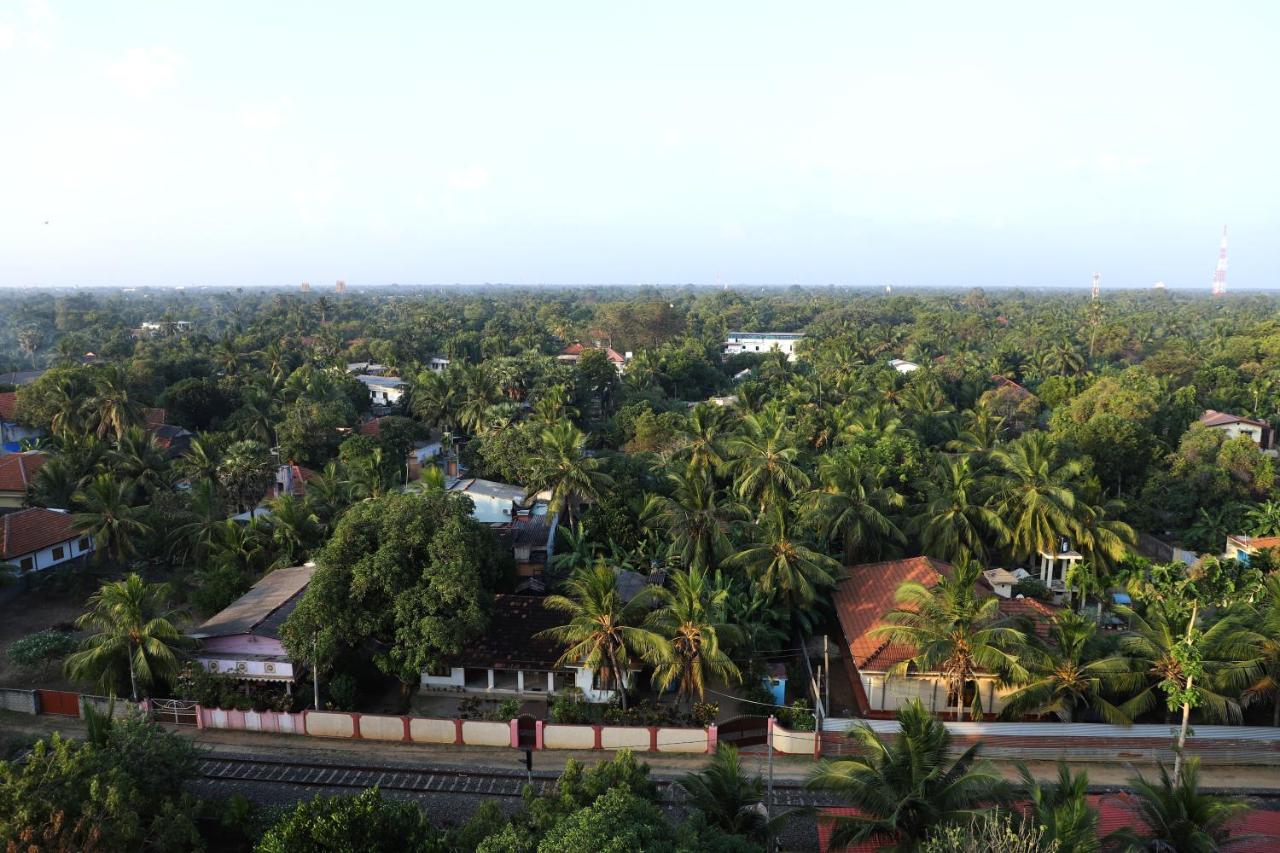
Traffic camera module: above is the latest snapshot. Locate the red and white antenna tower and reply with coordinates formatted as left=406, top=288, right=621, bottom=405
left=1091, top=272, right=1100, bottom=300
left=1211, top=226, right=1228, bottom=296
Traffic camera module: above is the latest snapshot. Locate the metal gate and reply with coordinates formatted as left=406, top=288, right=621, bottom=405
left=152, top=698, right=199, bottom=726
left=718, top=714, right=769, bottom=749
left=36, top=689, right=81, bottom=717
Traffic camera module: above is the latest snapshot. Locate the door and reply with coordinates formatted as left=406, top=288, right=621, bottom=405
left=36, top=690, right=81, bottom=716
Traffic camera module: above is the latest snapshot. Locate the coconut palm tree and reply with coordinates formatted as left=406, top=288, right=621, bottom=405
left=72, top=475, right=151, bottom=564
left=999, top=611, right=1135, bottom=724
left=110, top=426, right=171, bottom=496
left=808, top=699, right=1012, bottom=851
left=538, top=562, right=664, bottom=710
left=673, top=404, right=728, bottom=472
left=85, top=366, right=144, bottom=441
left=217, top=439, right=275, bottom=518
left=678, top=745, right=779, bottom=844
left=47, top=376, right=85, bottom=437
left=872, top=559, right=1031, bottom=719
left=169, top=478, right=226, bottom=564
left=642, top=467, right=742, bottom=572
left=990, top=432, right=1082, bottom=562
left=265, top=493, right=320, bottom=566
left=911, top=456, right=1008, bottom=565
left=1224, top=575, right=1280, bottom=726
left=525, top=422, right=613, bottom=526
left=1071, top=498, right=1137, bottom=579
left=724, top=405, right=809, bottom=515
left=645, top=568, right=742, bottom=707
left=1106, top=759, right=1249, bottom=852
left=1115, top=601, right=1245, bottom=725
left=1017, top=762, right=1100, bottom=853
left=531, top=384, right=577, bottom=426
left=802, top=452, right=905, bottom=564
left=723, top=505, right=840, bottom=626
left=302, top=461, right=349, bottom=530
left=64, top=574, right=189, bottom=700
left=176, top=434, right=221, bottom=484
left=1245, top=500, right=1280, bottom=537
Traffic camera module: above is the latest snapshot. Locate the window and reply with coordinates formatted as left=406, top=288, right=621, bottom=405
left=19, top=557, right=33, bottom=573
left=51, top=547, right=64, bottom=561
left=78, top=538, right=90, bottom=551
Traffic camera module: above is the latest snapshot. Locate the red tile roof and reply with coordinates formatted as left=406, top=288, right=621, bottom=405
left=1200, top=409, right=1269, bottom=430
left=560, top=342, right=625, bottom=363
left=0, top=452, right=46, bottom=494
left=144, top=407, right=167, bottom=428
left=834, top=558, right=1059, bottom=673
left=281, top=463, right=317, bottom=497
left=0, top=391, right=16, bottom=421
left=833, top=557, right=954, bottom=671
left=1232, top=534, right=1280, bottom=551
left=358, top=417, right=384, bottom=438
left=991, top=374, right=1035, bottom=401
left=0, top=508, right=81, bottom=560
left=817, top=797, right=1280, bottom=853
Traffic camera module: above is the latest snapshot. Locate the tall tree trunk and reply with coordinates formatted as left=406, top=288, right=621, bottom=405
left=128, top=647, right=138, bottom=702
left=1173, top=600, right=1199, bottom=785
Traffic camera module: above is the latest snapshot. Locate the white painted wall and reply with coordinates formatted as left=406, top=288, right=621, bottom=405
left=198, top=657, right=296, bottom=681
left=12, top=534, right=94, bottom=574
left=724, top=333, right=803, bottom=361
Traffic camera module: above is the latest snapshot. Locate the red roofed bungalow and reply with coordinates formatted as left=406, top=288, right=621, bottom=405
left=0, top=391, right=16, bottom=421
left=1200, top=409, right=1275, bottom=451
left=557, top=341, right=628, bottom=372
left=817, top=794, right=1280, bottom=852
left=833, top=557, right=1058, bottom=720
left=0, top=451, right=46, bottom=508
left=1, top=507, right=94, bottom=575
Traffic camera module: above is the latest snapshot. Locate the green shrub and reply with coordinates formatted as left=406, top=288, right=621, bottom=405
left=691, top=702, right=719, bottom=728
left=551, top=689, right=598, bottom=724
left=327, top=673, right=358, bottom=711
left=779, top=699, right=815, bottom=732
left=7, top=630, right=78, bottom=669
left=492, top=698, right=521, bottom=721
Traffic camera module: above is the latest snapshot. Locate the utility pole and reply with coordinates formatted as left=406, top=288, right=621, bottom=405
left=823, top=635, right=830, bottom=714
left=766, top=716, right=775, bottom=821
left=313, top=634, right=321, bottom=710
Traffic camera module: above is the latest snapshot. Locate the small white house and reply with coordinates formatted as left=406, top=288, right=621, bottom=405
left=888, top=358, right=920, bottom=374
left=448, top=477, right=541, bottom=523
left=0, top=507, right=94, bottom=574
left=723, top=332, right=804, bottom=362
left=426, top=356, right=451, bottom=373
left=1200, top=410, right=1276, bottom=452
left=421, top=594, right=627, bottom=703
left=356, top=374, right=407, bottom=406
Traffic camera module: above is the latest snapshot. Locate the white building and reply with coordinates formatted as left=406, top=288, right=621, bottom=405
left=723, top=332, right=804, bottom=362
left=356, top=375, right=407, bottom=406
left=421, top=594, right=627, bottom=703
left=426, top=356, right=451, bottom=373
left=1199, top=410, right=1276, bottom=453
left=0, top=507, right=95, bottom=575
left=888, top=358, right=920, bottom=374
left=448, top=477, right=542, bottom=523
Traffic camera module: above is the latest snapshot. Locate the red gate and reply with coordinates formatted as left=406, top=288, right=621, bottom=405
left=717, top=714, right=770, bottom=749
left=36, top=689, right=81, bottom=717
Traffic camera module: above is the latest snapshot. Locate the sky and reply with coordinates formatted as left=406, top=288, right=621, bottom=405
left=1, top=1, right=1277, bottom=289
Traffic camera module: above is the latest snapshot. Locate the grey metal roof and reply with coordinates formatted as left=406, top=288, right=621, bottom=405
left=191, top=564, right=316, bottom=640
left=448, top=477, right=527, bottom=502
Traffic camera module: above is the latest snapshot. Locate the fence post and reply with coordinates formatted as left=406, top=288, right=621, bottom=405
left=535, top=720, right=544, bottom=750
left=706, top=723, right=717, bottom=754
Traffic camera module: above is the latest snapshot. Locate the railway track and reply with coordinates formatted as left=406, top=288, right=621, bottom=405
left=196, top=753, right=842, bottom=808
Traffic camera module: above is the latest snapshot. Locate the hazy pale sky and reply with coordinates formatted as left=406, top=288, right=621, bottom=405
left=1, top=1, right=1276, bottom=289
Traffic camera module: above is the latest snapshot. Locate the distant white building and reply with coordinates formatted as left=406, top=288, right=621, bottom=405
left=888, top=358, right=920, bottom=374
left=426, top=356, right=451, bottom=373
left=723, top=332, right=804, bottom=362
left=356, top=375, right=407, bottom=406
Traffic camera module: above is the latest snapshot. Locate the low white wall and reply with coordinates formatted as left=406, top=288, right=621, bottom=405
left=657, top=727, right=708, bottom=753
left=360, top=714, right=406, bottom=742
left=410, top=717, right=456, bottom=744
left=306, top=711, right=356, bottom=739
left=462, top=720, right=510, bottom=747
left=772, top=724, right=816, bottom=755
left=600, top=726, right=649, bottom=751
left=543, top=724, right=595, bottom=750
